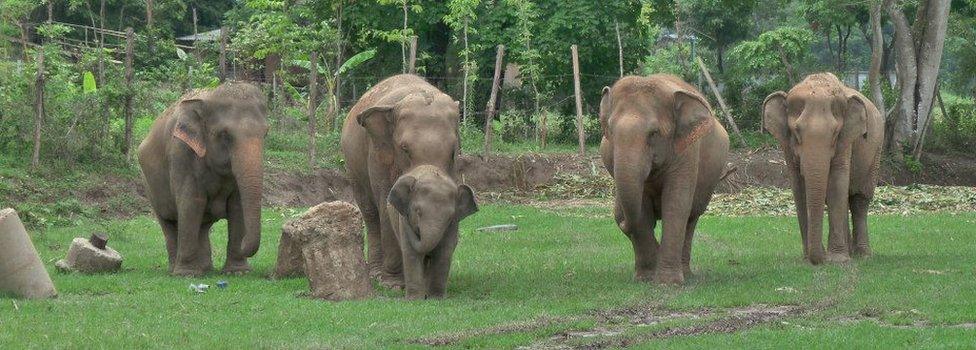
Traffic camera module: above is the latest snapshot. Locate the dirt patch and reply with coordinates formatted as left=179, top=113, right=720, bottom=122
left=411, top=315, right=581, bottom=346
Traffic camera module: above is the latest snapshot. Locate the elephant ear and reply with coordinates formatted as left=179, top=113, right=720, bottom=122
left=762, top=91, right=789, bottom=144
left=172, top=98, right=207, bottom=158
left=599, top=86, right=612, bottom=136
left=356, top=105, right=395, bottom=139
left=672, top=90, right=713, bottom=153
left=456, top=184, right=479, bottom=220
left=388, top=174, right=417, bottom=216
left=844, top=94, right=870, bottom=140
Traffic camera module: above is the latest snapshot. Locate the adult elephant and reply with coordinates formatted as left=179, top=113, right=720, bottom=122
left=600, top=74, right=729, bottom=285
left=763, top=73, right=883, bottom=265
left=138, top=82, right=268, bottom=277
left=341, top=74, right=477, bottom=292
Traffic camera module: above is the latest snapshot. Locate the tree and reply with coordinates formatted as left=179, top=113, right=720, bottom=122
left=728, top=26, right=815, bottom=85
left=885, top=0, right=952, bottom=157
left=675, top=0, right=759, bottom=73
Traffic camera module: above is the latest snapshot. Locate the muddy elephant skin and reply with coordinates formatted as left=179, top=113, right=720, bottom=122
left=763, top=73, right=884, bottom=265
left=138, top=82, right=268, bottom=277
left=341, top=74, right=478, bottom=295
left=599, top=74, right=730, bottom=285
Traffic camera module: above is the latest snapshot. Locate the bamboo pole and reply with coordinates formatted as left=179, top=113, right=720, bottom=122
left=571, top=45, right=585, bottom=155
left=31, top=50, right=45, bottom=168
left=694, top=57, right=746, bottom=148
left=308, top=51, right=319, bottom=170
left=615, top=20, right=623, bottom=77
left=484, top=45, right=505, bottom=160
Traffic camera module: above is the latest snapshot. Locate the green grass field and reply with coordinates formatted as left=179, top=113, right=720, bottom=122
left=2, top=205, right=975, bottom=349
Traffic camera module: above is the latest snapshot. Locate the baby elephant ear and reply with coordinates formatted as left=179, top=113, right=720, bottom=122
left=672, top=90, right=713, bottom=153
left=456, top=184, right=479, bottom=220
left=388, top=175, right=417, bottom=216
left=845, top=94, right=870, bottom=139
left=356, top=105, right=395, bottom=138
left=172, top=99, right=207, bottom=158
left=762, top=91, right=789, bottom=144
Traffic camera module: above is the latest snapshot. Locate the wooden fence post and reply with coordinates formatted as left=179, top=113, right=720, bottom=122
left=694, top=57, right=747, bottom=148
left=123, top=27, right=135, bottom=158
left=539, top=109, right=548, bottom=149
left=571, top=45, right=585, bottom=156
left=407, top=36, right=417, bottom=74
left=219, top=27, right=228, bottom=82
left=31, top=50, right=45, bottom=168
left=307, top=51, right=319, bottom=170
left=484, top=44, right=505, bottom=160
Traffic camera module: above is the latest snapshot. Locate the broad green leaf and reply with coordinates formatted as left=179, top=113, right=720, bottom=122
left=83, top=71, right=97, bottom=93
left=337, top=49, right=376, bottom=76
left=176, top=47, right=188, bottom=61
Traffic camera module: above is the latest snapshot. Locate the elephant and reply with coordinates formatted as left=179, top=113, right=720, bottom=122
left=763, top=73, right=883, bottom=265
left=386, top=165, right=477, bottom=299
left=137, top=82, right=268, bottom=277
left=599, top=74, right=730, bottom=285
left=340, top=74, right=477, bottom=290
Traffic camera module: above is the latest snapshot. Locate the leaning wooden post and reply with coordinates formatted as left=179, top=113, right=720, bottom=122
left=407, top=36, right=417, bottom=74
left=694, top=57, right=746, bottom=148
left=219, top=27, right=228, bottom=82
left=307, top=51, right=319, bottom=170
left=31, top=50, right=45, bottom=169
left=123, top=27, right=135, bottom=158
left=484, top=44, right=505, bottom=160
left=571, top=45, right=585, bottom=156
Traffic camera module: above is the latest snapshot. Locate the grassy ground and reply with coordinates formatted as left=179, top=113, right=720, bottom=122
left=2, top=204, right=974, bottom=348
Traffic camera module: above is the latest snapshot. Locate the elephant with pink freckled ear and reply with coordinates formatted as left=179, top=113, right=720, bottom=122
left=138, top=82, right=268, bottom=277
left=599, top=74, right=730, bottom=285
left=763, top=73, right=884, bottom=265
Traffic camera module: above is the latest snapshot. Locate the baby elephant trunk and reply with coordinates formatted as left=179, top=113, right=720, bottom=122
left=410, top=220, right=450, bottom=255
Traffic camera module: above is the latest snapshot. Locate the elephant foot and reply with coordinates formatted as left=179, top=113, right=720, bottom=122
left=652, top=268, right=685, bottom=285
left=171, top=265, right=208, bottom=277
left=221, top=261, right=252, bottom=275
left=378, top=274, right=405, bottom=290
left=852, top=246, right=872, bottom=258
left=826, top=251, right=851, bottom=264
left=634, top=269, right=655, bottom=283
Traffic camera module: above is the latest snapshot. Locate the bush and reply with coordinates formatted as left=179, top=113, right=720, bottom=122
left=931, top=95, right=976, bottom=152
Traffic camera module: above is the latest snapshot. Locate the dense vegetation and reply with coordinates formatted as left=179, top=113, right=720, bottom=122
left=1, top=0, right=974, bottom=172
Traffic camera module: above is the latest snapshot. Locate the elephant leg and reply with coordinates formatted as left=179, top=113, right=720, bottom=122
left=790, top=175, right=810, bottom=259
left=618, top=192, right=657, bottom=282
left=682, top=215, right=700, bottom=277
left=399, top=237, right=426, bottom=299
left=654, top=172, right=696, bottom=285
left=159, top=218, right=179, bottom=273
left=196, top=222, right=214, bottom=273
left=224, top=192, right=252, bottom=274
left=353, top=180, right=383, bottom=279
left=373, top=185, right=403, bottom=288
left=174, top=196, right=206, bottom=277
left=425, top=232, right=458, bottom=299
left=825, top=168, right=852, bottom=263
left=850, top=195, right=872, bottom=257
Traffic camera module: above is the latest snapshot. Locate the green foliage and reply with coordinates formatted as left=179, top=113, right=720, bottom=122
left=82, top=71, right=97, bottom=93
left=728, top=27, right=814, bottom=75
left=930, top=95, right=976, bottom=152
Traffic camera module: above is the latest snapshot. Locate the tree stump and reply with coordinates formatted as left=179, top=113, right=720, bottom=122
left=270, top=228, right=305, bottom=279
left=0, top=208, right=57, bottom=299
left=55, top=237, right=123, bottom=273
left=287, top=201, right=372, bottom=301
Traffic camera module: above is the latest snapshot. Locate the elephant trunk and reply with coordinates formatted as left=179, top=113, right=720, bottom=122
left=801, top=154, right=830, bottom=265
left=613, top=147, right=652, bottom=235
left=233, top=139, right=264, bottom=258
left=409, top=219, right=449, bottom=255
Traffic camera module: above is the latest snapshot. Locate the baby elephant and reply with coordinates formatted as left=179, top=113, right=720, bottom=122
left=387, top=165, right=477, bottom=299
left=763, top=73, right=883, bottom=264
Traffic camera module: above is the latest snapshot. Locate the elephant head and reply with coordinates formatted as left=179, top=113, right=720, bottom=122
left=354, top=92, right=462, bottom=172
left=388, top=165, right=478, bottom=254
left=599, top=76, right=714, bottom=234
left=763, top=74, right=868, bottom=263
left=172, top=83, right=269, bottom=258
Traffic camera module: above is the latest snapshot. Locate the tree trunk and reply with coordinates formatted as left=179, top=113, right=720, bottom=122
left=868, top=1, right=886, bottom=116
left=887, top=0, right=917, bottom=157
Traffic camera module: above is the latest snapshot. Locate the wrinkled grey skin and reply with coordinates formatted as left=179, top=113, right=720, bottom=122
left=763, top=73, right=884, bottom=265
left=599, top=74, right=730, bottom=285
left=138, top=82, right=268, bottom=277
left=387, top=165, right=477, bottom=299
left=341, top=74, right=477, bottom=291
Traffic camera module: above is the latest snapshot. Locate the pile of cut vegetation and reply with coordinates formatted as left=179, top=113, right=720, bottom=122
left=709, top=185, right=976, bottom=216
